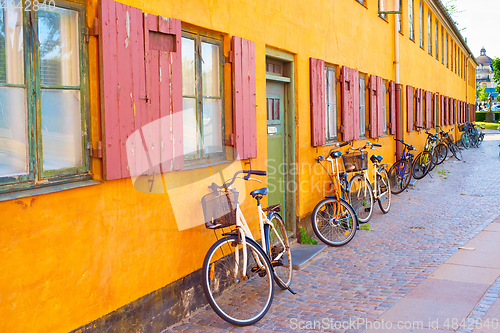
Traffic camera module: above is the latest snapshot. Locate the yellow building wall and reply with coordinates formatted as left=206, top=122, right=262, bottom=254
left=0, top=0, right=477, bottom=332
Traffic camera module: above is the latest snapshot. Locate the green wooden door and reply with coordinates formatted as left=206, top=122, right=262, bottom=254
left=266, top=82, right=285, bottom=213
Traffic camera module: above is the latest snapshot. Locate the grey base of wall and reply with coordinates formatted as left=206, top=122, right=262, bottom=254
left=71, top=269, right=206, bottom=333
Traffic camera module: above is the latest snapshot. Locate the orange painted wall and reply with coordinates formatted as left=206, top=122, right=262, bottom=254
left=0, top=0, right=477, bottom=332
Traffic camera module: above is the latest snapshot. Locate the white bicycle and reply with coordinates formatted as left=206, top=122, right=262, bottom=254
left=201, top=170, right=295, bottom=326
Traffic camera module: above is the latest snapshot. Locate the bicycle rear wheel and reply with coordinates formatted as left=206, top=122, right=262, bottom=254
left=203, top=235, right=274, bottom=326
left=348, top=174, right=374, bottom=223
left=377, top=168, right=391, bottom=213
left=429, top=149, right=438, bottom=172
left=449, top=143, right=462, bottom=161
left=412, top=151, right=432, bottom=179
left=311, top=198, right=357, bottom=246
left=266, top=213, right=292, bottom=289
left=388, top=159, right=411, bottom=194
left=435, top=143, right=448, bottom=165
left=460, top=133, right=470, bottom=149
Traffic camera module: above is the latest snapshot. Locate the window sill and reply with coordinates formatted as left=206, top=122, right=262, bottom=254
left=181, top=159, right=234, bottom=172
left=0, top=179, right=102, bottom=203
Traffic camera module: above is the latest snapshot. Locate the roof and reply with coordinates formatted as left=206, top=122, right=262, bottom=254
left=476, top=47, right=493, bottom=67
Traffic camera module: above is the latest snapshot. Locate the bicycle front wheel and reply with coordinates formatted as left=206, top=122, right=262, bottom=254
left=449, top=143, right=463, bottom=161
left=267, top=213, right=292, bottom=289
left=429, top=148, right=438, bottom=172
left=348, top=174, right=374, bottom=223
left=203, top=235, right=274, bottom=326
left=412, top=151, right=432, bottom=179
left=377, top=168, right=391, bottom=214
left=388, top=159, right=411, bottom=194
left=311, top=198, right=358, bottom=246
left=435, top=143, right=448, bottom=165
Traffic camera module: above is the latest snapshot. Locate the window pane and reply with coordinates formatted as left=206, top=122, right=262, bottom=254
left=41, top=89, right=82, bottom=170
left=183, top=97, right=198, bottom=156
left=409, top=0, right=413, bottom=40
left=0, top=87, right=27, bottom=176
left=202, top=98, right=222, bottom=154
left=326, top=69, right=336, bottom=140
left=419, top=1, right=423, bottom=47
left=0, top=4, right=24, bottom=85
left=38, top=7, right=80, bottom=87
left=201, top=42, right=220, bottom=97
left=182, top=37, right=195, bottom=96
left=359, top=78, right=366, bottom=137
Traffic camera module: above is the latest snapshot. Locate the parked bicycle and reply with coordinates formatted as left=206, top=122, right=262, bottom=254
left=388, top=138, right=416, bottom=194
left=201, top=170, right=294, bottom=326
left=438, top=126, right=462, bottom=161
left=416, top=126, right=446, bottom=173
left=346, top=142, right=391, bottom=223
left=311, top=141, right=358, bottom=246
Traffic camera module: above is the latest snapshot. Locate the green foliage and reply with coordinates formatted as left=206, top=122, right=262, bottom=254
left=360, top=224, right=370, bottom=231
left=299, top=228, right=318, bottom=245
left=477, top=86, right=489, bottom=102
left=444, top=0, right=465, bottom=31
left=491, top=58, right=500, bottom=92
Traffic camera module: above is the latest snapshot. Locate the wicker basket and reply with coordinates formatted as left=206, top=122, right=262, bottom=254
left=342, top=151, right=368, bottom=173
left=202, top=189, right=239, bottom=229
left=458, top=124, right=466, bottom=132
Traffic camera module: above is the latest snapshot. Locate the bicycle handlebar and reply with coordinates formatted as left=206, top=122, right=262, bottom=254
left=209, top=169, right=267, bottom=191
left=394, top=138, right=415, bottom=150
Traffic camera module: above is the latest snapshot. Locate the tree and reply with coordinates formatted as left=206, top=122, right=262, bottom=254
left=444, top=0, right=466, bottom=32
left=491, top=58, right=500, bottom=96
left=477, top=86, right=488, bottom=102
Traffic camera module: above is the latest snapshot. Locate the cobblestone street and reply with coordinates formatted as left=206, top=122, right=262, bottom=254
left=165, top=132, right=500, bottom=333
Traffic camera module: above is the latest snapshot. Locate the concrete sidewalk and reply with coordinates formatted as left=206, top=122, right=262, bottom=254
left=165, top=133, right=500, bottom=333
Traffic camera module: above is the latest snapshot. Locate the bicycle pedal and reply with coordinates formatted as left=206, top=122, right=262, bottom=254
left=271, top=260, right=284, bottom=267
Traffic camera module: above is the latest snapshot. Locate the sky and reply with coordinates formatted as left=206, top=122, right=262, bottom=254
left=450, top=0, right=500, bottom=59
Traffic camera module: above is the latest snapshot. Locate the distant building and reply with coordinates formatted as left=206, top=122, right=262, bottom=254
left=476, top=47, right=498, bottom=108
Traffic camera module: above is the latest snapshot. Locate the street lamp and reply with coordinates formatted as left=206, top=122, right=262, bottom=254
left=378, top=0, right=402, bottom=14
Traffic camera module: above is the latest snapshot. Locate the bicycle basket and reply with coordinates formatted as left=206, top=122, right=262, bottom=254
left=342, top=151, right=368, bottom=173
left=201, top=189, right=239, bottom=229
left=458, top=124, right=465, bottom=132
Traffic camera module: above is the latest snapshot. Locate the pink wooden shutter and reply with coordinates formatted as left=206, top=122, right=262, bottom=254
left=433, top=93, right=438, bottom=128
left=376, top=77, right=383, bottom=137
left=407, top=85, right=413, bottom=132
left=389, top=81, right=396, bottom=134
left=232, top=36, right=257, bottom=159
left=310, top=58, right=326, bottom=146
left=369, top=75, right=378, bottom=138
left=99, top=0, right=182, bottom=180
left=425, top=91, right=432, bottom=128
left=466, top=104, right=469, bottom=122
left=472, top=105, right=476, bottom=121
left=451, top=99, right=455, bottom=124
left=341, top=66, right=360, bottom=141
left=440, top=95, right=444, bottom=126
left=444, top=97, right=449, bottom=125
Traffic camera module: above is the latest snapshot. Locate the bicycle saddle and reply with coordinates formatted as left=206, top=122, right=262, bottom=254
left=370, top=155, right=383, bottom=163
left=330, top=151, right=342, bottom=159
left=250, top=188, right=269, bottom=197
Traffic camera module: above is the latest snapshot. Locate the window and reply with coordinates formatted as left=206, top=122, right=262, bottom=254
left=441, top=28, right=444, bottom=63
left=446, top=34, right=448, bottom=68
left=428, top=12, right=432, bottom=55
left=382, top=81, right=388, bottom=135
left=397, top=13, right=402, bottom=33
left=379, top=12, right=387, bottom=20
left=325, top=65, right=337, bottom=141
left=409, top=0, right=414, bottom=40
left=356, top=0, right=366, bottom=6
left=419, top=1, right=423, bottom=48
left=182, top=32, right=224, bottom=163
left=359, top=75, right=366, bottom=137
left=435, top=20, right=439, bottom=59
left=0, top=1, right=89, bottom=191
left=451, top=41, right=453, bottom=71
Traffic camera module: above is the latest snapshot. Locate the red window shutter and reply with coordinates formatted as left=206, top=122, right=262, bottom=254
left=144, top=14, right=184, bottom=173
left=341, top=66, right=360, bottom=141
left=433, top=93, right=438, bottom=128
left=440, top=95, right=444, bottom=126
left=232, top=36, right=257, bottom=159
left=451, top=99, right=455, bottom=124
left=466, top=104, right=469, bottom=122
left=369, top=75, right=378, bottom=139
left=377, top=76, right=383, bottom=137
left=444, top=97, right=449, bottom=125
left=310, top=58, right=326, bottom=146
left=389, top=81, right=396, bottom=134
left=407, top=85, right=414, bottom=132
left=99, top=0, right=182, bottom=180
